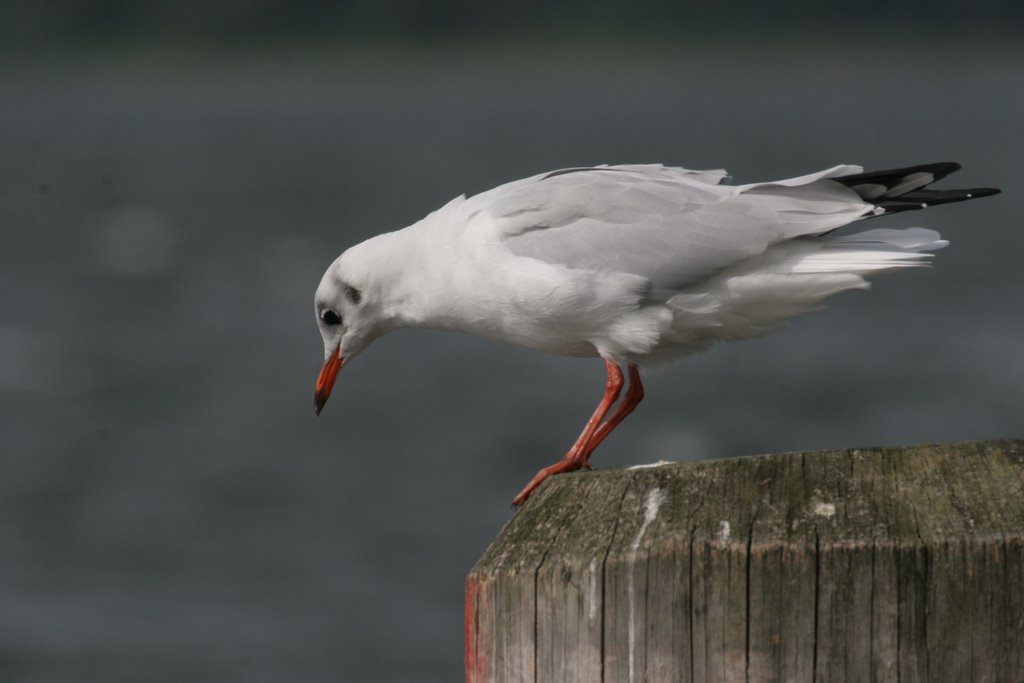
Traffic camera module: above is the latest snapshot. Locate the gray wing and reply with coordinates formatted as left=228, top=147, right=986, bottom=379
left=480, top=164, right=872, bottom=294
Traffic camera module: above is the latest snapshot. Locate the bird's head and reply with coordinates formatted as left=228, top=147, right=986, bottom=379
left=312, top=245, right=390, bottom=416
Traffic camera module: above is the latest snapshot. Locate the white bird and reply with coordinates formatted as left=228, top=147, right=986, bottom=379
left=312, top=162, right=998, bottom=505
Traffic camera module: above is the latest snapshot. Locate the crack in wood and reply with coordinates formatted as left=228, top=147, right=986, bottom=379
left=812, top=527, right=821, bottom=683
left=599, top=479, right=632, bottom=683
left=467, top=440, right=1024, bottom=683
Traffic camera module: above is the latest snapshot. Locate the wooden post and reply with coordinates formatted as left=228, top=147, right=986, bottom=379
left=465, top=439, right=1024, bottom=683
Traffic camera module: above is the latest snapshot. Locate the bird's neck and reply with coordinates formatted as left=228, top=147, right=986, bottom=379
left=366, top=217, right=469, bottom=332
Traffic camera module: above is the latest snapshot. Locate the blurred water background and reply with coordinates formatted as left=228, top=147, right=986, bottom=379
left=1, top=2, right=1022, bottom=681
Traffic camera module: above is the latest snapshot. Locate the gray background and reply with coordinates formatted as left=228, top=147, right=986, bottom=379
left=2, top=3, right=1022, bottom=681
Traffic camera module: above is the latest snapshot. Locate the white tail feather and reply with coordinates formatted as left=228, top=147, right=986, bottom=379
left=660, top=227, right=945, bottom=353
left=827, top=227, right=948, bottom=251
left=788, top=249, right=934, bottom=273
left=764, top=227, right=946, bottom=275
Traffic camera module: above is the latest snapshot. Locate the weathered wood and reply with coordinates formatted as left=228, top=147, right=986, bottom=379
left=465, top=439, right=1024, bottom=683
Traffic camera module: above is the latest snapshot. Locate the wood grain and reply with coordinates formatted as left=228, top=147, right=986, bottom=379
left=466, top=440, right=1024, bottom=683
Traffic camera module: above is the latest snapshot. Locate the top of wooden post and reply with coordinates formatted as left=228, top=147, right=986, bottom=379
left=467, top=440, right=1024, bottom=683
left=474, top=439, right=1024, bottom=572
left=468, top=440, right=1024, bottom=683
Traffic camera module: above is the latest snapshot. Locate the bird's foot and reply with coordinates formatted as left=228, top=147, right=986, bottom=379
left=511, top=458, right=583, bottom=507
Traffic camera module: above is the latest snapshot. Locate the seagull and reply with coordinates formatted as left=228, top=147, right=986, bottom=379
left=312, top=162, right=999, bottom=505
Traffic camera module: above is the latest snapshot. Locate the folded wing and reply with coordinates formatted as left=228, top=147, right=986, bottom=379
left=478, top=164, right=873, bottom=294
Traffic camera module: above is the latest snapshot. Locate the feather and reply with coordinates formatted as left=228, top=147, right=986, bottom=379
left=479, top=164, right=874, bottom=293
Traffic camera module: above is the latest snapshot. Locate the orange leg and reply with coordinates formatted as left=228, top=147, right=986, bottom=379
left=580, top=364, right=644, bottom=464
left=511, top=359, right=628, bottom=507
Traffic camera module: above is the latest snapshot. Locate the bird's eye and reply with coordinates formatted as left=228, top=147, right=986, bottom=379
left=320, top=309, right=342, bottom=326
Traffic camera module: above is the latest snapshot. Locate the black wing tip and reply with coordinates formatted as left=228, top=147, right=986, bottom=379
left=836, top=161, right=962, bottom=185
left=873, top=185, right=1001, bottom=214
left=917, top=161, right=962, bottom=177
left=839, top=161, right=1000, bottom=214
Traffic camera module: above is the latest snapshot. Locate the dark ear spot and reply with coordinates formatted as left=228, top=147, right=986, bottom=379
left=344, top=285, right=362, bottom=305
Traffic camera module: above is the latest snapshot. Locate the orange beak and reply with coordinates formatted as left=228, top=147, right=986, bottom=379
left=314, top=347, right=345, bottom=416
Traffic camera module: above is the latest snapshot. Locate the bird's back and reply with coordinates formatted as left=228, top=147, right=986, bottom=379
left=445, top=162, right=997, bottom=363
